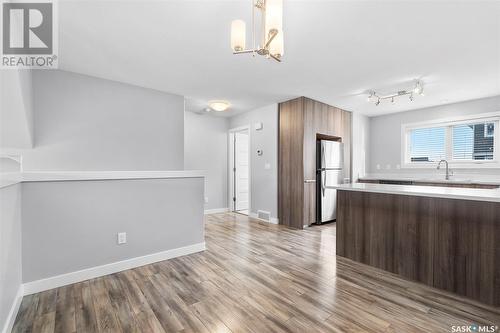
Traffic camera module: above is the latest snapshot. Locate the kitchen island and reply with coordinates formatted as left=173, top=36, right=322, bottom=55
left=333, top=183, right=500, bottom=306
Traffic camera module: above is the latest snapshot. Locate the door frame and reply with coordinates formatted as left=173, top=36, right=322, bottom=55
left=228, top=125, right=251, bottom=213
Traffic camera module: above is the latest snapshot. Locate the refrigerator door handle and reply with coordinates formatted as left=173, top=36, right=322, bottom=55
left=321, top=171, right=326, bottom=196
left=321, top=143, right=326, bottom=170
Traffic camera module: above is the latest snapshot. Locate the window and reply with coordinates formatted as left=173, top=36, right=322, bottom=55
left=403, top=114, right=499, bottom=167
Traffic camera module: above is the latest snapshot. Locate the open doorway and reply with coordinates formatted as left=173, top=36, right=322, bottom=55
left=228, top=126, right=250, bottom=215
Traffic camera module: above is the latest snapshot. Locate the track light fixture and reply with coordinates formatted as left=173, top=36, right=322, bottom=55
left=367, top=80, right=424, bottom=106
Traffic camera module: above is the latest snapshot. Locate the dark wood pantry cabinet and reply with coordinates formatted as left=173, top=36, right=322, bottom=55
left=278, top=97, right=352, bottom=229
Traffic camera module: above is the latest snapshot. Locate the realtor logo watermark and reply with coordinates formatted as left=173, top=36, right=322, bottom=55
left=1, top=0, right=58, bottom=68
left=451, top=324, right=498, bottom=332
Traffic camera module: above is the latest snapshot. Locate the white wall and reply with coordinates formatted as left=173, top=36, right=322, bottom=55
left=0, top=184, right=22, bottom=333
left=22, top=178, right=204, bottom=284
left=369, top=95, right=500, bottom=176
left=229, top=104, right=278, bottom=219
left=22, top=70, right=185, bottom=171
left=0, top=69, right=34, bottom=149
left=351, top=112, right=370, bottom=181
left=184, top=112, right=228, bottom=211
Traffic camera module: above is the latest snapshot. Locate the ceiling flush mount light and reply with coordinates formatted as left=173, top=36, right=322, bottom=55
left=367, top=80, right=425, bottom=106
left=209, top=100, right=230, bottom=112
left=230, top=0, right=284, bottom=62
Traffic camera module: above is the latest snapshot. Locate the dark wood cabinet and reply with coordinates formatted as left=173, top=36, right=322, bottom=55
left=278, top=97, right=352, bottom=229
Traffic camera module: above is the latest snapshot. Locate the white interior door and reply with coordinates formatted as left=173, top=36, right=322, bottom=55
left=234, top=131, right=249, bottom=211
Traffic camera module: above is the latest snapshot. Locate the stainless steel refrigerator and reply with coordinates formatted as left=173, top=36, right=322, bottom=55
left=316, top=140, right=344, bottom=224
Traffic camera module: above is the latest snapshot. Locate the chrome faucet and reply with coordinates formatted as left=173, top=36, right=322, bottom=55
left=437, top=159, right=452, bottom=180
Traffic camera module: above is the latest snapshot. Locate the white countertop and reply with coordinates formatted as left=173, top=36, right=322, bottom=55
left=331, top=183, right=500, bottom=203
left=0, top=170, right=205, bottom=189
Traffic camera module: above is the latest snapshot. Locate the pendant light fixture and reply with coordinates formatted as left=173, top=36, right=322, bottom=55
left=230, top=0, right=284, bottom=62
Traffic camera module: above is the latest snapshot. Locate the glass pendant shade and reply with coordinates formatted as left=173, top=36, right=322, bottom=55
left=268, top=31, right=284, bottom=57
left=264, top=0, right=284, bottom=56
left=231, top=20, right=246, bottom=52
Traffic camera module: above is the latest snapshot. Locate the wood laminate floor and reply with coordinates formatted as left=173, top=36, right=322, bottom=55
left=12, top=213, right=500, bottom=333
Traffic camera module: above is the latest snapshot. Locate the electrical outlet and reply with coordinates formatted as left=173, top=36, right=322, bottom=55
left=205, top=197, right=209, bottom=203
left=117, top=232, right=127, bottom=245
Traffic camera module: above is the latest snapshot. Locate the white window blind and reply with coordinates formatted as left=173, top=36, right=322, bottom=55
left=452, top=123, right=494, bottom=160
left=408, top=127, right=446, bottom=162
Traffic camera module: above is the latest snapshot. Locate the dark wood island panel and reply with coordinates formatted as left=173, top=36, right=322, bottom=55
left=336, top=189, right=500, bottom=306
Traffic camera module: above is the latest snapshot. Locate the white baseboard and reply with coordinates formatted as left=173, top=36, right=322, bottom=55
left=2, top=284, right=24, bottom=333
left=23, top=242, right=206, bottom=296
left=249, top=212, right=279, bottom=224
left=204, top=207, right=229, bottom=215
left=269, top=217, right=279, bottom=225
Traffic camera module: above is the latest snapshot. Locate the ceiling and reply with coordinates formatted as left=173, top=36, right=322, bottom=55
left=58, top=0, right=500, bottom=117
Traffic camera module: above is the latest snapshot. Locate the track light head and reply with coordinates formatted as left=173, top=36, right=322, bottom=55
left=413, top=80, right=424, bottom=95
left=367, top=91, right=375, bottom=102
